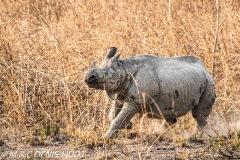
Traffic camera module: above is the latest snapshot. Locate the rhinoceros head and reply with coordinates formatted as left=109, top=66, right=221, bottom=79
left=85, top=47, right=125, bottom=91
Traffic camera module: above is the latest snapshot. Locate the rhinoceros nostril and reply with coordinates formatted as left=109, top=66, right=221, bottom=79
left=88, top=75, right=98, bottom=83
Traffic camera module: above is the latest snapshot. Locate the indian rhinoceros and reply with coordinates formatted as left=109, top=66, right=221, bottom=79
left=84, top=47, right=216, bottom=138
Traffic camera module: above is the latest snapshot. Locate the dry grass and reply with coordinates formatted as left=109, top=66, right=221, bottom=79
left=0, top=0, right=240, bottom=159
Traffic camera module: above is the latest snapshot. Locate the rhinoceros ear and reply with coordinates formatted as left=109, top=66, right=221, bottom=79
left=90, top=60, right=96, bottom=68
left=111, top=52, right=121, bottom=68
left=105, top=47, right=117, bottom=59
left=112, top=52, right=121, bottom=62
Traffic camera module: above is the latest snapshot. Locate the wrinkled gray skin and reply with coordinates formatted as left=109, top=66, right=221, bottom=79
left=85, top=47, right=216, bottom=139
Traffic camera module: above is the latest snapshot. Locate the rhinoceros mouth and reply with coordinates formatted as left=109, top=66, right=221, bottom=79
left=85, top=74, right=106, bottom=88
left=85, top=72, right=106, bottom=83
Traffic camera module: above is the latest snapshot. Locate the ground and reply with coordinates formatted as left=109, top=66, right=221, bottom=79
left=1, top=112, right=240, bottom=160
left=1, top=134, right=240, bottom=160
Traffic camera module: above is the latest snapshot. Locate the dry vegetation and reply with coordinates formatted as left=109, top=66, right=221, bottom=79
left=0, top=0, right=240, bottom=159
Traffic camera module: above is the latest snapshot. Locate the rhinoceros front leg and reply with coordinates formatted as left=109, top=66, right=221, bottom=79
left=109, top=100, right=123, bottom=123
left=103, top=102, right=139, bottom=139
left=109, top=100, right=133, bottom=130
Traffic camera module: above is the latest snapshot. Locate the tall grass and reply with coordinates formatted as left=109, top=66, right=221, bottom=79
left=0, top=0, right=239, bottom=146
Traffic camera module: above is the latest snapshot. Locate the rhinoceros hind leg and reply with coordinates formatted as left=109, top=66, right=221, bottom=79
left=158, top=118, right=177, bottom=133
left=151, top=118, right=177, bottom=140
left=192, top=80, right=215, bottom=133
left=192, top=100, right=213, bottom=132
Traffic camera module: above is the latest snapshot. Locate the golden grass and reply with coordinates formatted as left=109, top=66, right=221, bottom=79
left=0, top=0, right=239, bottom=151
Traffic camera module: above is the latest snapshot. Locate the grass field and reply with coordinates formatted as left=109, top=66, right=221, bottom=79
left=0, top=0, right=240, bottom=159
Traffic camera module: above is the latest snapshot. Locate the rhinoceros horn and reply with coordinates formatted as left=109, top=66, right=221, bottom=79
left=105, top=47, right=117, bottom=59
